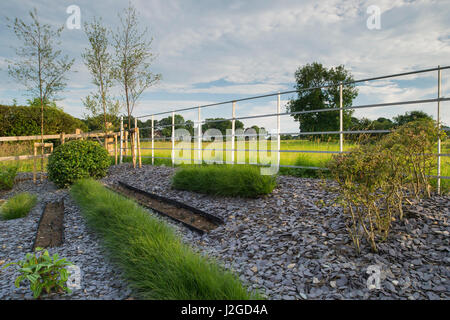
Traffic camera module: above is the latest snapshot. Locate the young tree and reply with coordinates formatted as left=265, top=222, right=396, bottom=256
left=287, top=62, right=358, bottom=135
left=112, top=3, right=162, bottom=130
left=7, top=8, right=74, bottom=172
left=82, top=17, right=119, bottom=136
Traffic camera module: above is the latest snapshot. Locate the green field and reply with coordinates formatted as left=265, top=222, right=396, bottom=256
left=1, top=138, right=449, bottom=193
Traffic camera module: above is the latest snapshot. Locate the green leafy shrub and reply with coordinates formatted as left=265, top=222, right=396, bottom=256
left=0, top=165, right=18, bottom=190
left=2, top=247, right=72, bottom=298
left=1, top=192, right=37, bottom=220
left=70, top=179, right=260, bottom=299
left=327, top=119, right=445, bottom=253
left=47, top=140, right=110, bottom=188
left=172, top=165, right=277, bottom=198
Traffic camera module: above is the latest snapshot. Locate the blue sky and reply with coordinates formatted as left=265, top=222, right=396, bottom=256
left=0, top=0, right=449, bottom=133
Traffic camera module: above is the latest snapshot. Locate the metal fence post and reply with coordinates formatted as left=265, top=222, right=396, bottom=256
left=437, top=65, right=442, bottom=194
left=172, top=111, right=175, bottom=167
left=277, top=92, right=281, bottom=167
left=231, top=101, right=236, bottom=164
left=197, top=107, right=202, bottom=164
left=339, top=83, right=344, bottom=153
left=134, top=117, right=138, bottom=168
left=151, top=115, right=154, bottom=165
left=119, top=116, right=123, bottom=164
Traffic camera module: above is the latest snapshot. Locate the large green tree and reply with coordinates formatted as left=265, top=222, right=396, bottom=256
left=287, top=62, right=358, bottom=134
left=202, top=118, right=244, bottom=136
left=157, top=114, right=194, bottom=137
left=393, top=111, right=432, bottom=127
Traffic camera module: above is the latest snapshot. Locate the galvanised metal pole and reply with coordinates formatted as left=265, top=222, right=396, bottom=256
left=172, top=111, right=175, bottom=167
left=197, top=107, right=202, bottom=164
left=134, top=117, right=138, bottom=168
left=151, top=115, right=154, bottom=165
left=277, top=92, right=281, bottom=167
left=339, top=83, right=344, bottom=153
left=437, top=66, right=442, bottom=194
left=231, top=101, right=236, bottom=164
left=119, top=116, right=123, bottom=164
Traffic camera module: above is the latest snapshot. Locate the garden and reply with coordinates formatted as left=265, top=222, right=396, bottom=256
left=0, top=3, right=448, bottom=302
left=0, top=119, right=449, bottom=300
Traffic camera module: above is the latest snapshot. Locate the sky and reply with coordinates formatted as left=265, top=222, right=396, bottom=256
left=0, top=0, right=449, bottom=133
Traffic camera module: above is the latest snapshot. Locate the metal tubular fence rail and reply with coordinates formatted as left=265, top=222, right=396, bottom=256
left=119, top=65, right=449, bottom=194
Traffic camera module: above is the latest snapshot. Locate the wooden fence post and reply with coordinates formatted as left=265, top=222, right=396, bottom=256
left=33, top=144, right=37, bottom=184
left=114, top=134, right=118, bottom=165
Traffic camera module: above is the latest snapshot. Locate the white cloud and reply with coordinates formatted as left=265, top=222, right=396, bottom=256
left=0, top=0, right=449, bottom=126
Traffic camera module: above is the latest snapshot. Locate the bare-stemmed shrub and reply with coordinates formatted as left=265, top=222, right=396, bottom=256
left=327, top=119, right=445, bottom=253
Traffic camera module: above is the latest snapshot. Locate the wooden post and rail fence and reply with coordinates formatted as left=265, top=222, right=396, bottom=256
left=0, top=130, right=134, bottom=183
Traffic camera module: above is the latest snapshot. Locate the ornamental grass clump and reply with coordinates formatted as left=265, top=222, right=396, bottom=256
left=70, top=179, right=260, bottom=300
left=0, top=165, right=18, bottom=190
left=171, top=165, right=277, bottom=198
left=1, top=192, right=37, bottom=220
left=327, top=119, right=445, bottom=253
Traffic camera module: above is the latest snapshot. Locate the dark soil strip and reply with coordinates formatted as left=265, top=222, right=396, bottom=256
left=106, top=183, right=222, bottom=234
left=33, top=200, right=64, bottom=250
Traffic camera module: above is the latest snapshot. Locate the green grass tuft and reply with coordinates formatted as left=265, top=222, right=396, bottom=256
left=171, top=165, right=277, bottom=198
left=70, top=179, right=260, bottom=300
left=1, top=192, right=37, bottom=220
left=0, top=165, right=18, bottom=191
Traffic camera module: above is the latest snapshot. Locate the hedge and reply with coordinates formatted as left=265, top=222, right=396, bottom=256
left=0, top=105, right=87, bottom=137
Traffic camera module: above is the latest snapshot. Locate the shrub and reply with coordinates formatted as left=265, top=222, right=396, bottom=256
left=70, top=179, right=259, bottom=299
left=0, top=165, right=18, bottom=190
left=0, top=104, right=87, bottom=137
left=171, top=165, right=277, bottom=198
left=47, top=140, right=110, bottom=188
left=1, top=192, right=37, bottom=220
left=327, top=119, right=445, bottom=253
left=2, top=247, right=72, bottom=298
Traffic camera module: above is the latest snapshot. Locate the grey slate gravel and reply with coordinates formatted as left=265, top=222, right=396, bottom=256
left=1, top=166, right=449, bottom=300
left=102, top=164, right=450, bottom=300
left=0, top=173, right=132, bottom=300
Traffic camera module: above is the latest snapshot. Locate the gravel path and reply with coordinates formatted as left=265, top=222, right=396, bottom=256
left=1, top=166, right=449, bottom=300
left=103, top=164, right=450, bottom=300
left=0, top=173, right=132, bottom=300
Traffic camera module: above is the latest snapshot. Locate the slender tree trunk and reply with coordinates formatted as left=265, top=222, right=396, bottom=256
left=99, top=64, right=107, bottom=148
left=38, top=48, right=44, bottom=182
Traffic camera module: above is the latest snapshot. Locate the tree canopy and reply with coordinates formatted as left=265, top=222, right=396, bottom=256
left=202, top=118, right=244, bottom=136
left=287, top=62, right=358, bottom=134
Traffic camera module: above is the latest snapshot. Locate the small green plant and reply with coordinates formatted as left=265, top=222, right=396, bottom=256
left=1, top=192, right=37, bottom=220
left=172, top=165, right=277, bottom=198
left=47, top=139, right=110, bottom=188
left=327, top=119, right=445, bottom=253
left=2, top=247, right=73, bottom=298
left=0, top=165, right=18, bottom=190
